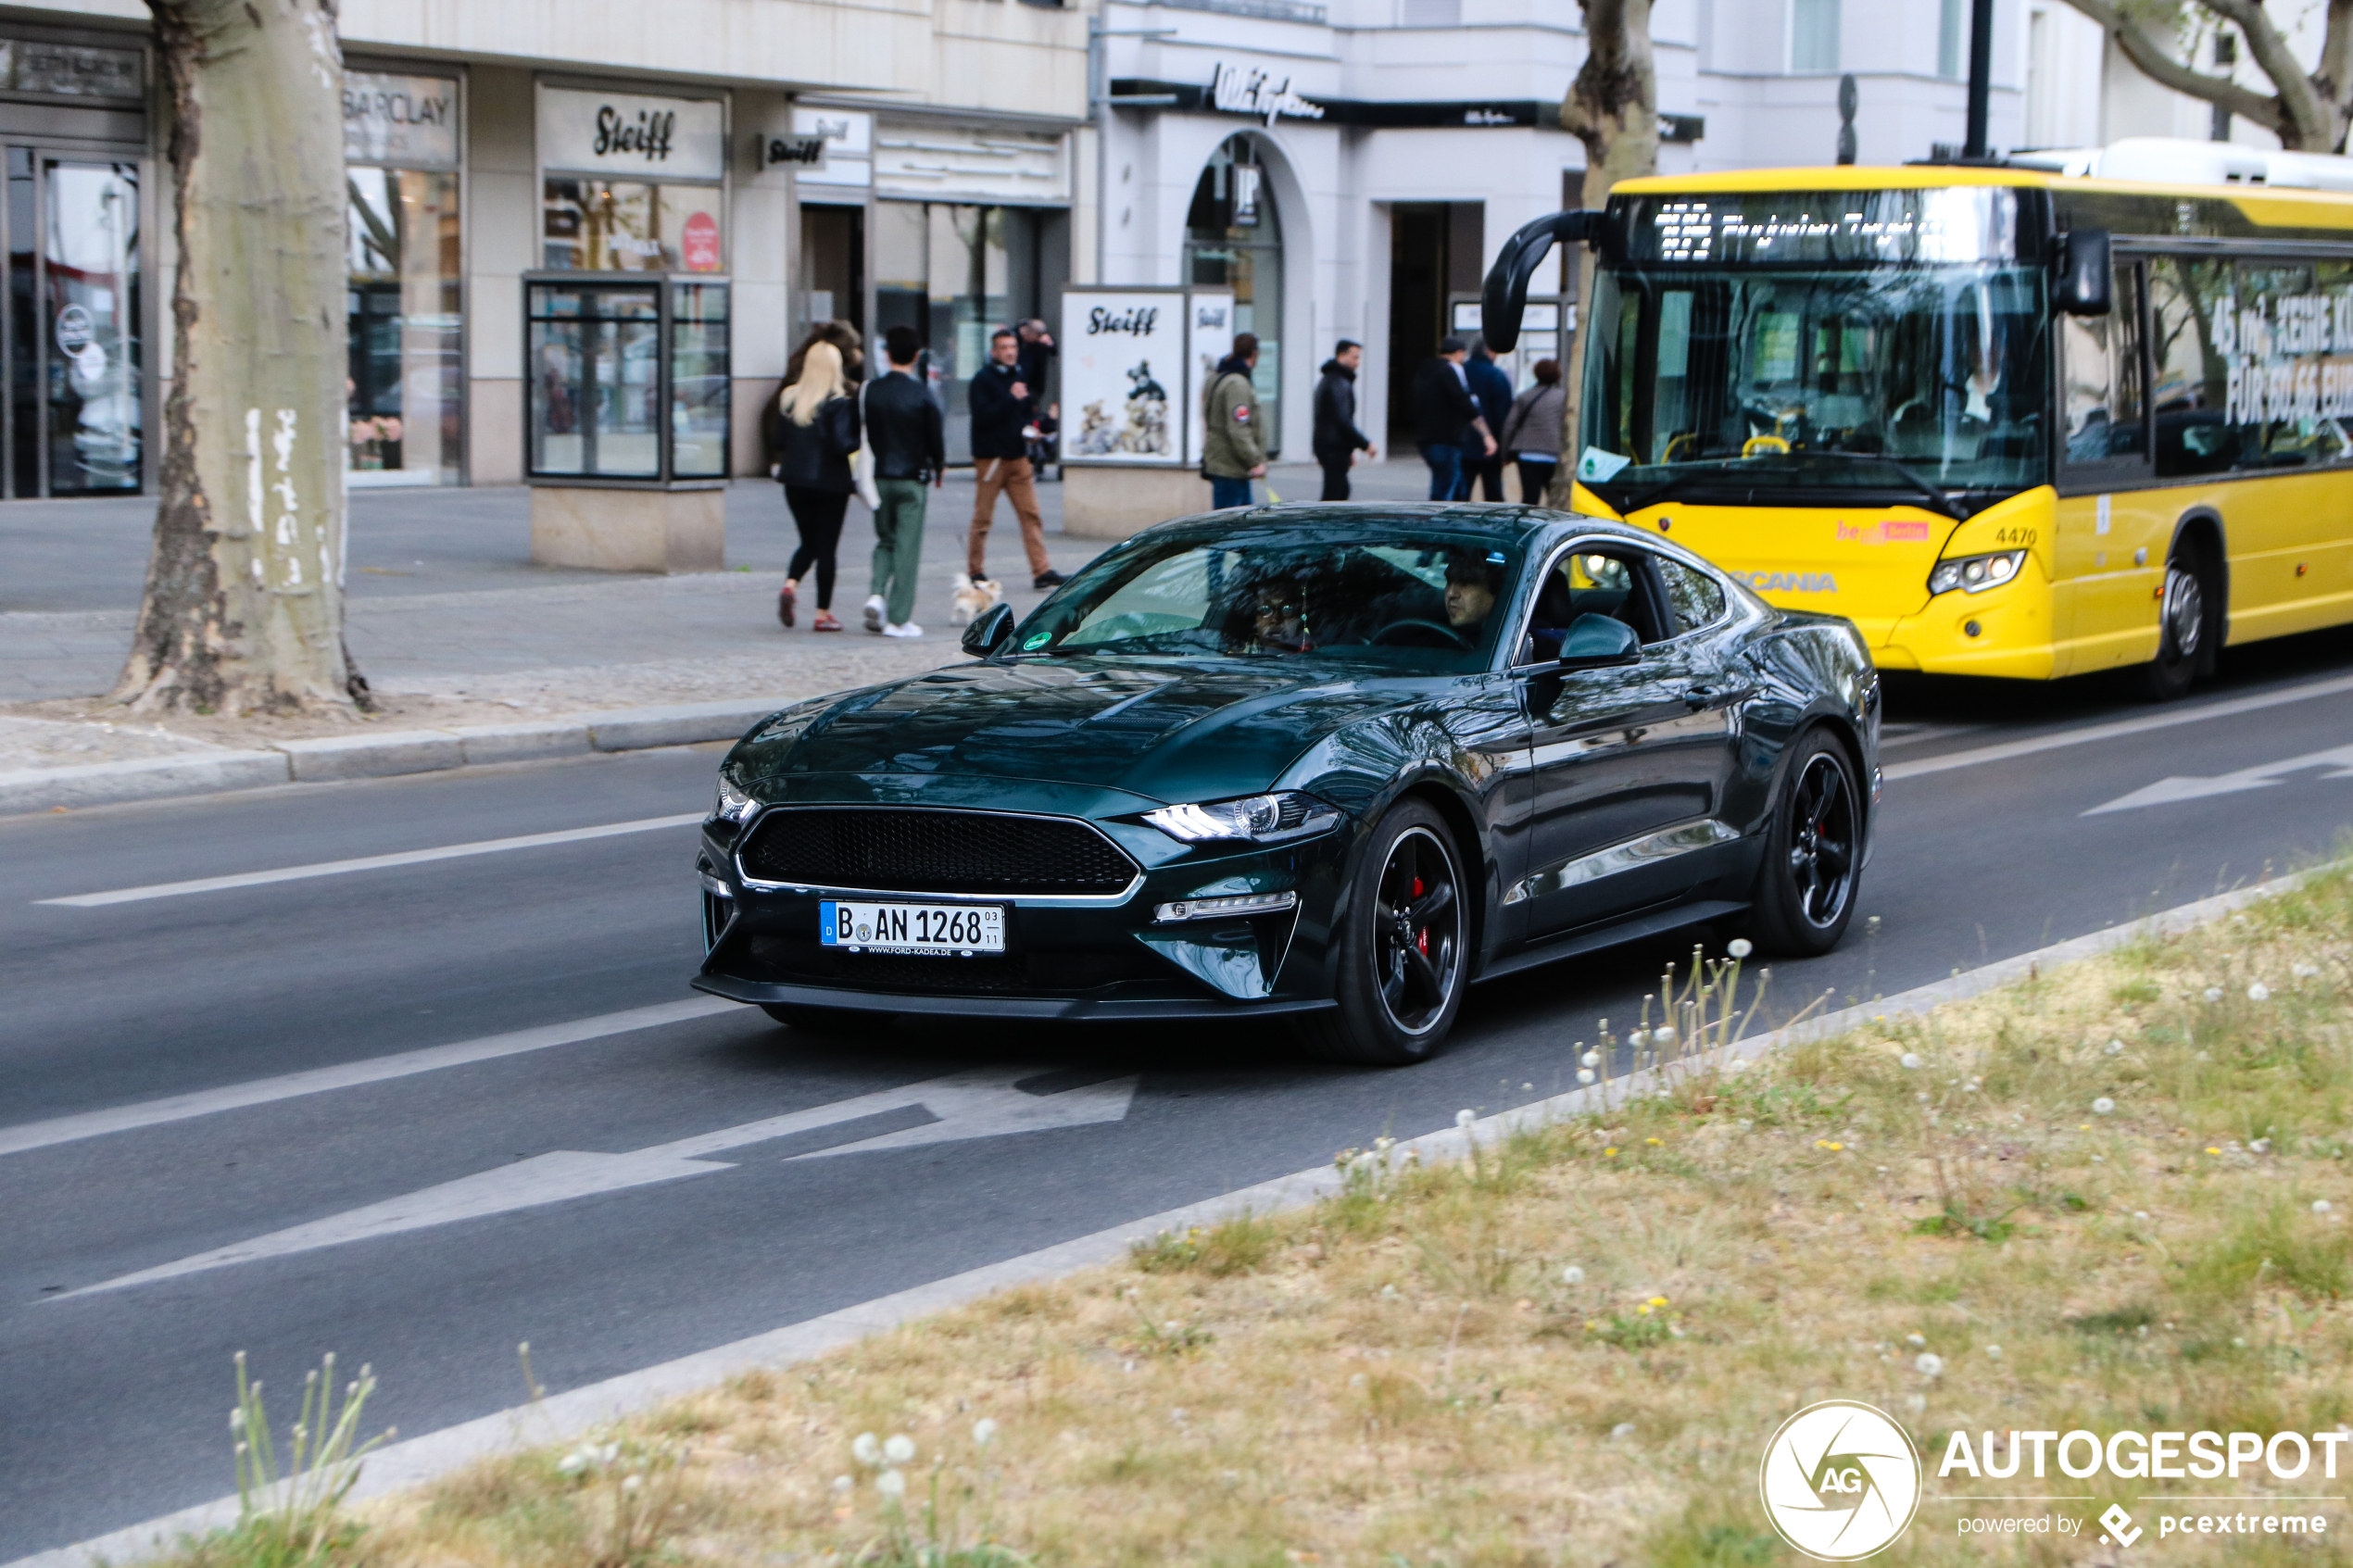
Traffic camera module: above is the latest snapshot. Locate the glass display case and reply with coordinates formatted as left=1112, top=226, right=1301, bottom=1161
left=525, top=274, right=728, bottom=485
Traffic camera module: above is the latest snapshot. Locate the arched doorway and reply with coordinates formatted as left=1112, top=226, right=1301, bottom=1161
left=1184, top=135, right=1283, bottom=455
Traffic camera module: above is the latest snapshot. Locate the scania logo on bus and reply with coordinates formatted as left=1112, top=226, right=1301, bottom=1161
left=1747, top=571, right=1839, bottom=594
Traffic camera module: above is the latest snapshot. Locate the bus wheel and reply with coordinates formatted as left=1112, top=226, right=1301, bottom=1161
left=2139, top=542, right=2212, bottom=702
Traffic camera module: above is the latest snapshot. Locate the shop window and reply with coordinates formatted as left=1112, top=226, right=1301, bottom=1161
left=873, top=200, right=1061, bottom=463
left=526, top=280, right=727, bottom=483
left=542, top=179, right=724, bottom=273
left=347, top=167, right=461, bottom=486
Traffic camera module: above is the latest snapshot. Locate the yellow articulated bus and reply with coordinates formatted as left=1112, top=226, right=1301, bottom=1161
left=1483, top=145, right=2353, bottom=697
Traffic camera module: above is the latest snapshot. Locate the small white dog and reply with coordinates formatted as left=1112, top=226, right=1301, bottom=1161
left=950, top=574, right=1003, bottom=626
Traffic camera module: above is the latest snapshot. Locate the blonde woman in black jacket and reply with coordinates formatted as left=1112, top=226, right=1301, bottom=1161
left=772, top=341, right=861, bottom=632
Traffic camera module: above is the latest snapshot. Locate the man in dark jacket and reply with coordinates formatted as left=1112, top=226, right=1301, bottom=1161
left=1410, top=335, right=1496, bottom=502
left=968, top=328, right=1063, bottom=589
left=860, top=325, right=947, bottom=637
left=1311, top=340, right=1376, bottom=501
left=1464, top=338, right=1516, bottom=501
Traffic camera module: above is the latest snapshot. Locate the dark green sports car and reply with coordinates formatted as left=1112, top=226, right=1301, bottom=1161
left=692, top=505, right=1880, bottom=1064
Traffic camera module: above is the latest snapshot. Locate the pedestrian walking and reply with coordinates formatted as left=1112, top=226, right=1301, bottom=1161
left=1465, top=337, right=1515, bottom=502
left=1311, top=339, right=1375, bottom=501
left=1499, top=357, right=1566, bottom=505
left=1409, top=335, right=1494, bottom=502
left=1016, top=318, right=1059, bottom=471
left=1202, top=332, right=1266, bottom=510
left=968, top=327, right=1063, bottom=590
left=860, top=324, right=946, bottom=639
left=773, top=340, right=861, bottom=633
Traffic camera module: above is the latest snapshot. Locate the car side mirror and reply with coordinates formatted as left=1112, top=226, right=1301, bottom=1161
left=1556, top=612, right=1642, bottom=670
left=2055, top=229, right=2111, bottom=317
left=962, top=602, right=1018, bottom=659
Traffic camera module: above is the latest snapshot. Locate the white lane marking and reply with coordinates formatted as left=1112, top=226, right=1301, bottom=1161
left=57, top=1070, right=1137, bottom=1298
left=35, top=812, right=708, bottom=908
left=0, top=997, right=738, bottom=1160
left=1884, top=671, right=2353, bottom=783
left=9, top=873, right=2311, bottom=1568
left=2083, top=742, right=2353, bottom=815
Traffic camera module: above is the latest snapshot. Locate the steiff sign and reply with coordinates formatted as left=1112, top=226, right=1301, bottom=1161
left=538, top=87, right=724, bottom=182
left=345, top=71, right=459, bottom=168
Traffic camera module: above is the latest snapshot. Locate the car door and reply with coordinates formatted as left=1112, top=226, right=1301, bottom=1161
left=1507, top=542, right=1747, bottom=940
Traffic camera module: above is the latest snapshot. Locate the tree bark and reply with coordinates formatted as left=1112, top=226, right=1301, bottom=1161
left=2057, top=0, right=2353, bottom=152
left=116, top=0, right=363, bottom=716
left=1548, top=0, right=1658, bottom=508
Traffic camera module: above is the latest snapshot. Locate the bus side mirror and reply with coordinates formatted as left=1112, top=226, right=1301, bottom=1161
left=1482, top=209, right=1616, bottom=351
left=962, top=603, right=1017, bottom=658
left=2056, top=229, right=2112, bottom=317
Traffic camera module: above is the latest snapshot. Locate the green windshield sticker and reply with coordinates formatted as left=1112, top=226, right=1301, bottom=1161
left=1022, top=631, right=1051, bottom=650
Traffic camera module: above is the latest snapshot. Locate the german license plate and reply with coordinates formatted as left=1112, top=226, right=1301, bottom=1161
left=818, top=900, right=1006, bottom=955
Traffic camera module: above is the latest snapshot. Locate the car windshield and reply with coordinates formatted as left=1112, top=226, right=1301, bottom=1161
left=1576, top=260, right=2050, bottom=512
left=1011, top=526, right=1523, bottom=673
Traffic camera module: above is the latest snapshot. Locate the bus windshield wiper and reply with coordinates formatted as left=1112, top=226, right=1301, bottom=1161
left=1795, top=452, right=1969, bottom=521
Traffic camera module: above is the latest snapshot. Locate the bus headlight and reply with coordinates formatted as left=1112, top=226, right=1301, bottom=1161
left=1927, top=550, right=2027, bottom=596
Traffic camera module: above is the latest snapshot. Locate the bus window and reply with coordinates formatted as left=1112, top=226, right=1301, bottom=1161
left=2148, top=256, right=2235, bottom=477
left=2059, top=262, right=2145, bottom=487
left=2235, top=261, right=2350, bottom=470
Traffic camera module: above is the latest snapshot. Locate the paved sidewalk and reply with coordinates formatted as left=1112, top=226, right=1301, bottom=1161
left=0, top=458, right=1448, bottom=775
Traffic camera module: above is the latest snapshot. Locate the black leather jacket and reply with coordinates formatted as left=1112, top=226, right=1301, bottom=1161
left=967, top=362, right=1032, bottom=460
left=774, top=395, right=859, bottom=493
left=863, top=370, right=946, bottom=481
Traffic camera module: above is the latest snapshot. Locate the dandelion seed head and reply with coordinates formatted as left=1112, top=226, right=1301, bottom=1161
left=973, top=1418, right=999, bottom=1447
left=832, top=1474, right=853, bottom=1494
left=622, top=1474, right=643, bottom=1493
left=1984, top=1345, right=2002, bottom=1359
left=2204, top=986, right=2225, bottom=1003
left=1915, top=1352, right=1944, bottom=1377
left=876, top=1469, right=906, bottom=1498
left=884, top=1435, right=916, bottom=1464
left=2133, top=1210, right=2151, bottom=1223
left=2093, top=1097, right=2117, bottom=1116
left=1580, top=1049, right=1600, bottom=1068
left=1728, top=938, right=1753, bottom=960
left=2252, top=1137, right=2272, bottom=1154
left=2249, top=983, right=2271, bottom=1002
left=1455, top=1109, right=1477, bottom=1128
left=1655, top=1024, right=1678, bottom=1044
left=1906, top=1333, right=1926, bottom=1348
left=2318, top=1199, right=2335, bottom=1216
left=1905, top=1393, right=1927, bottom=1414
left=2293, top=962, right=2321, bottom=979
left=1561, top=1265, right=1585, bottom=1285
left=1900, top=1052, right=1922, bottom=1069
left=1578, top=1069, right=1596, bottom=1085
left=851, top=1433, right=882, bottom=1467
left=1610, top=1422, right=1636, bottom=1440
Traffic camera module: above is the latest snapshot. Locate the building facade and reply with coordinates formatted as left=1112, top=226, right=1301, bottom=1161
left=1, top=0, right=2293, bottom=497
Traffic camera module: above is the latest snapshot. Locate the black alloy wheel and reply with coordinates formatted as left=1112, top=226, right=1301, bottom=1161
left=1743, top=730, right=1861, bottom=958
left=1299, top=800, right=1469, bottom=1066
left=2140, top=540, right=2214, bottom=701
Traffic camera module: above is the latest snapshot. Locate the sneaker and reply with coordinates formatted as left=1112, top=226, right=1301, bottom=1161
left=882, top=621, right=925, bottom=639
left=777, top=581, right=796, bottom=628
left=812, top=610, right=843, bottom=632
left=862, top=594, right=886, bottom=633
left=1033, top=569, right=1067, bottom=589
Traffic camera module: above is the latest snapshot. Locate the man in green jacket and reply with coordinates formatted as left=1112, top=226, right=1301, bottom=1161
left=1202, top=332, right=1266, bottom=509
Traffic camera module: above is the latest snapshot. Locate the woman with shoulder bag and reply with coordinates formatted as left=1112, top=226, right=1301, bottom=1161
left=1499, top=358, right=1566, bottom=507
left=774, top=341, right=862, bottom=632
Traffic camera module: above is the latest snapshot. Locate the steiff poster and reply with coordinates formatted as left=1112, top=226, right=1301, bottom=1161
left=1060, top=291, right=1184, bottom=465
left=1182, top=292, right=1235, bottom=467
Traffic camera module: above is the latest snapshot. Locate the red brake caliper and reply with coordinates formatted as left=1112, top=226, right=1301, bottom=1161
left=1413, top=877, right=1428, bottom=955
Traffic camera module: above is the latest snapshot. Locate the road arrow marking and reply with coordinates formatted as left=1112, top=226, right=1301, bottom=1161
left=60, top=1068, right=1137, bottom=1298
left=2082, top=743, right=2353, bottom=816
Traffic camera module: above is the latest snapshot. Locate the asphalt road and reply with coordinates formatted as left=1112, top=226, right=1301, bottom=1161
left=6, top=627, right=2353, bottom=1560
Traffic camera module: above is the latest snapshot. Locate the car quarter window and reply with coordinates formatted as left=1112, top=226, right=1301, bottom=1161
left=1655, top=555, right=1728, bottom=636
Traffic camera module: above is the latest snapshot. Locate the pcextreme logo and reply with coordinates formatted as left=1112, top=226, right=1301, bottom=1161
left=1759, top=1400, right=1923, bottom=1561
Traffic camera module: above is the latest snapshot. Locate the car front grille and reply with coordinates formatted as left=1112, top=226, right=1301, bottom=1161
left=737, top=808, right=1138, bottom=897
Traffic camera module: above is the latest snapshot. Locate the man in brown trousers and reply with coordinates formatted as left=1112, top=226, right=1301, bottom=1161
left=966, top=328, right=1064, bottom=590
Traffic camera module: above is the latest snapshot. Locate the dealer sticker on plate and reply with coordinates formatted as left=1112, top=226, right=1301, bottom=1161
left=819, top=900, right=1006, bottom=955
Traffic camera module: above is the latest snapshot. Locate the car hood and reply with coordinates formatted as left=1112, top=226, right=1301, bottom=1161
left=737, top=658, right=1421, bottom=801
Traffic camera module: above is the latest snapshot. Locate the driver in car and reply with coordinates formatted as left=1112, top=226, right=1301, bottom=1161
left=1247, top=580, right=1310, bottom=653
left=1443, top=552, right=1503, bottom=637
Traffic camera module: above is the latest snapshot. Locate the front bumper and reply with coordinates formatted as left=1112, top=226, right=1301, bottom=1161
left=695, top=804, right=1354, bottom=1018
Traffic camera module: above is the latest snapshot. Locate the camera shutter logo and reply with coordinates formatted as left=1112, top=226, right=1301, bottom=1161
left=1758, top=1400, right=1922, bottom=1560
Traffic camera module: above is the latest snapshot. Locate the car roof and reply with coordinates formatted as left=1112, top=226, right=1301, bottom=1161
left=1149, top=501, right=1659, bottom=549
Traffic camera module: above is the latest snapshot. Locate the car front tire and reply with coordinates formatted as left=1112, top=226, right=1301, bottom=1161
left=1743, top=729, right=1862, bottom=958
left=1297, top=799, right=1469, bottom=1067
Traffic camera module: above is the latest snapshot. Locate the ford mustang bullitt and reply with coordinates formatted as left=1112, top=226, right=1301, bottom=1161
left=692, top=505, right=1880, bottom=1065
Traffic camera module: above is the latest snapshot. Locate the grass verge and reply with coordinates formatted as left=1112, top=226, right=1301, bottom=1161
left=175, top=870, right=2353, bottom=1566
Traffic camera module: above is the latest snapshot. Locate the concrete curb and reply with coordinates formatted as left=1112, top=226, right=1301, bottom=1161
left=0, top=699, right=790, bottom=817
left=8, top=870, right=2314, bottom=1568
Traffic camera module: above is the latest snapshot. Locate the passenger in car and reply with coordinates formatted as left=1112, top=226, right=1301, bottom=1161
left=1443, top=553, right=1504, bottom=635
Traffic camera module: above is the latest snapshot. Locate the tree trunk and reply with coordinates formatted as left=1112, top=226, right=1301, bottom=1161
left=116, top=0, right=363, bottom=716
left=1548, top=0, right=1658, bottom=508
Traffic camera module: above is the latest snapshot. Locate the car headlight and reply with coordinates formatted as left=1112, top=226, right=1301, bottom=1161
left=1143, top=791, right=1339, bottom=845
left=712, top=774, right=757, bottom=823
left=1927, top=550, right=2027, bottom=596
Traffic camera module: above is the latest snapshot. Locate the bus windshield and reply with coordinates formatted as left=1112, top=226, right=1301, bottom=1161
left=1576, top=260, right=2050, bottom=514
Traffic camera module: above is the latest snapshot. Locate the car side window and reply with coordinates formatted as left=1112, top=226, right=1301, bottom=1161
left=1519, top=545, right=1672, bottom=662
left=1655, top=556, right=1728, bottom=637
